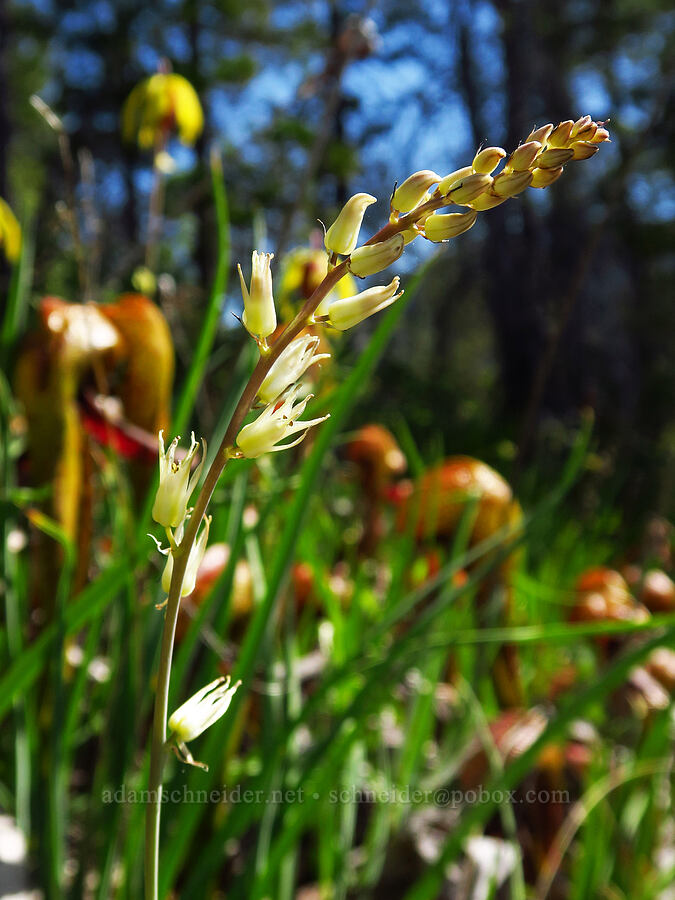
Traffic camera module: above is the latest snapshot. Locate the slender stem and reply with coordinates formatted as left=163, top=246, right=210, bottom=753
left=144, top=261, right=346, bottom=899
left=143, top=193, right=447, bottom=898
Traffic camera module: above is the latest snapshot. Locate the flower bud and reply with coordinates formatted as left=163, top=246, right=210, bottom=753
left=536, top=148, right=574, bottom=169
left=324, top=193, right=376, bottom=255
left=591, top=127, right=611, bottom=143
left=571, top=141, right=599, bottom=160
left=161, top=516, right=211, bottom=597
left=472, top=147, right=506, bottom=175
left=348, top=233, right=404, bottom=278
left=443, top=173, right=492, bottom=205
left=424, top=210, right=478, bottom=242
left=438, top=166, right=474, bottom=195
left=391, top=170, right=441, bottom=213
left=328, top=277, right=403, bottom=331
left=238, top=251, right=277, bottom=339
left=507, top=141, right=542, bottom=172
left=525, top=124, right=553, bottom=144
left=470, top=193, right=507, bottom=211
left=570, top=115, right=592, bottom=139
left=575, top=123, right=599, bottom=143
left=152, top=431, right=205, bottom=529
left=258, top=335, right=330, bottom=404
left=530, top=166, right=564, bottom=189
left=547, top=120, right=574, bottom=148
left=169, top=675, right=241, bottom=743
left=492, top=170, right=533, bottom=198
left=237, top=384, right=329, bottom=458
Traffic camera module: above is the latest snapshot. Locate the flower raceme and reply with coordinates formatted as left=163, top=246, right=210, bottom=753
left=326, top=277, right=403, bottom=331
left=169, top=675, right=241, bottom=743
left=258, top=335, right=330, bottom=404
left=152, top=431, right=205, bottom=529
left=236, top=384, right=329, bottom=458
left=238, top=251, right=277, bottom=341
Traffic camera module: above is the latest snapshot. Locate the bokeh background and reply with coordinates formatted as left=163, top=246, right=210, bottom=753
left=1, top=1, right=675, bottom=899
left=2, top=0, right=673, bottom=510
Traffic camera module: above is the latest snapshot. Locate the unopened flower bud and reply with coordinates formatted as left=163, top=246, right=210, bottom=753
left=258, top=335, right=330, bottom=404
left=526, top=124, right=553, bottom=144
left=570, top=115, right=592, bottom=138
left=470, top=193, right=507, bottom=211
left=328, top=277, right=403, bottom=331
left=152, top=431, right=205, bottom=529
left=507, top=141, right=542, bottom=172
left=536, top=148, right=574, bottom=169
left=530, top=166, right=564, bottom=189
left=348, top=233, right=404, bottom=278
left=571, top=141, right=599, bottom=160
left=160, top=516, right=211, bottom=597
left=324, top=193, right=376, bottom=255
left=424, top=209, right=478, bottom=242
left=444, top=173, right=492, bottom=205
left=169, top=675, right=241, bottom=743
left=391, top=171, right=441, bottom=213
left=472, top=146, right=506, bottom=175
left=439, top=166, right=474, bottom=196
left=492, top=170, right=533, bottom=198
left=237, top=384, right=329, bottom=458
left=238, top=251, right=277, bottom=339
left=591, top=127, right=611, bottom=143
left=547, top=120, right=574, bottom=148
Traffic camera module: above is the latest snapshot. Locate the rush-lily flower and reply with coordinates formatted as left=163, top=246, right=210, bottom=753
left=168, top=675, right=241, bottom=768
left=326, top=277, right=403, bottom=330
left=151, top=514, right=211, bottom=598
left=258, top=334, right=330, bottom=404
left=152, top=431, right=205, bottom=529
left=236, top=384, right=329, bottom=458
left=238, top=251, right=277, bottom=341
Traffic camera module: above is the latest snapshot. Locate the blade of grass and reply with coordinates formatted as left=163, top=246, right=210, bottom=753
left=403, top=626, right=675, bottom=900
left=172, top=150, right=230, bottom=436
left=169, top=261, right=431, bottom=897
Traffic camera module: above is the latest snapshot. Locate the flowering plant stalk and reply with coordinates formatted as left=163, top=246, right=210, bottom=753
left=144, top=115, right=609, bottom=899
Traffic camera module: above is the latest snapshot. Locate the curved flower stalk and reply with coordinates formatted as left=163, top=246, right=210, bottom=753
left=144, top=115, right=610, bottom=900
left=258, top=334, right=330, bottom=404
left=236, top=384, right=329, bottom=458
left=151, top=431, right=205, bottom=529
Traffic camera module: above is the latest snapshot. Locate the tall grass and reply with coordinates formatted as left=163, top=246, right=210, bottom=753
left=1, top=163, right=674, bottom=900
